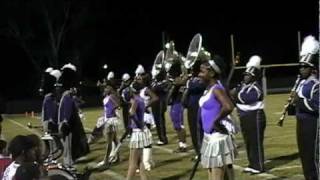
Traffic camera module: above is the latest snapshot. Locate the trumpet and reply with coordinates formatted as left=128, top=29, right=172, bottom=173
left=277, top=75, right=302, bottom=127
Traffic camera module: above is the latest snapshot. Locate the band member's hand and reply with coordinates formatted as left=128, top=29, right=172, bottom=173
left=213, top=120, right=229, bottom=135
left=145, top=108, right=150, bottom=114
left=59, top=122, right=70, bottom=137
left=97, top=80, right=101, bottom=87
left=290, top=91, right=298, bottom=104
left=229, top=88, right=237, bottom=100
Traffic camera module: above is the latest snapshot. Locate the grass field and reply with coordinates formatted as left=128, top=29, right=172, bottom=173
left=2, top=93, right=306, bottom=180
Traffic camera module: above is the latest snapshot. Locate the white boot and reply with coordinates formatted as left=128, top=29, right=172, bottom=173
left=143, top=148, right=154, bottom=171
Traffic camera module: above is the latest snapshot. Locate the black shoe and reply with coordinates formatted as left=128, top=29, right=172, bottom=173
left=174, top=147, right=187, bottom=153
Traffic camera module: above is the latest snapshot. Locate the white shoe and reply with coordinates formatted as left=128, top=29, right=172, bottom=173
left=243, top=167, right=261, bottom=174
left=156, top=141, right=165, bottom=145
left=95, top=160, right=106, bottom=168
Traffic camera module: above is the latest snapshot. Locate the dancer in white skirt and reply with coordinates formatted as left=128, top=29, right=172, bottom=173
left=96, top=83, right=120, bottom=167
left=125, top=82, right=151, bottom=180
left=135, top=65, right=159, bottom=171
left=198, top=58, right=235, bottom=180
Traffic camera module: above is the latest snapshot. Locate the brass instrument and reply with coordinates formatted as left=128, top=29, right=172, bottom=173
left=277, top=75, right=302, bottom=127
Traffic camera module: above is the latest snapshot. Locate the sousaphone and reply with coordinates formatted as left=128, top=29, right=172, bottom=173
left=163, top=40, right=185, bottom=80
left=184, top=33, right=211, bottom=73
left=151, top=50, right=165, bottom=79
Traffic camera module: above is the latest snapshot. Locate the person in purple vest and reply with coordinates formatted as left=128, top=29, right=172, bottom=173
left=96, top=82, right=120, bottom=167
left=230, top=55, right=266, bottom=174
left=294, top=35, right=319, bottom=180
left=58, top=63, right=89, bottom=171
left=125, top=81, right=151, bottom=180
left=41, top=68, right=61, bottom=134
left=135, top=64, right=158, bottom=171
left=198, top=58, right=235, bottom=180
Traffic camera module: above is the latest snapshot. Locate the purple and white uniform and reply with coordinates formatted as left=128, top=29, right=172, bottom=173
left=234, top=81, right=266, bottom=171
left=42, top=93, right=58, bottom=133
left=129, top=96, right=152, bottom=149
left=58, top=90, right=89, bottom=167
left=102, top=95, right=119, bottom=133
left=199, top=83, right=234, bottom=168
left=295, top=75, right=319, bottom=180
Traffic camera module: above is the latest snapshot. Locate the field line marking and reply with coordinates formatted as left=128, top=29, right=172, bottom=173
left=6, top=117, right=42, bottom=136
left=269, top=165, right=301, bottom=172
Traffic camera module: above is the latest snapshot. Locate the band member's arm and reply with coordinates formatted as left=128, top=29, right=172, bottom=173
left=60, top=95, right=73, bottom=125
left=166, top=83, right=175, bottom=105
left=145, top=88, right=159, bottom=108
left=42, top=97, right=55, bottom=122
left=110, top=94, right=120, bottom=110
left=211, top=88, right=234, bottom=134
left=301, top=81, right=319, bottom=111
left=129, top=98, right=143, bottom=128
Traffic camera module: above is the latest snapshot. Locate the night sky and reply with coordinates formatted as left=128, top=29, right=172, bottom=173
left=0, top=1, right=318, bottom=100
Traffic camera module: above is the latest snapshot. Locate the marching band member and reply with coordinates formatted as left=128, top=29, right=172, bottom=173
left=294, top=35, right=319, bottom=180
left=151, top=69, right=169, bottom=145
left=230, top=55, right=266, bottom=174
left=96, top=82, right=120, bottom=167
left=58, top=63, right=89, bottom=170
left=119, top=73, right=132, bottom=130
left=125, top=82, right=151, bottom=180
left=198, top=58, right=235, bottom=180
left=166, top=59, right=188, bottom=152
left=184, top=60, right=207, bottom=159
left=135, top=64, right=158, bottom=171
left=88, top=71, right=118, bottom=144
left=41, top=68, right=62, bottom=134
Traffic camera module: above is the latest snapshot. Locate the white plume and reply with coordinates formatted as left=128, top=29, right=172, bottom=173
left=122, top=73, right=130, bottom=81
left=61, top=63, right=77, bottom=72
left=246, top=55, right=261, bottom=69
left=45, top=67, right=53, bottom=73
left=107, top=71, right=114, bottom=80
left=300, top=35, right=320, bottom=56
left=50, top=70, right=62, bottom=80
left=135, top=64, right=145, bottom=75
left=165, top=43, right=170, bottom=49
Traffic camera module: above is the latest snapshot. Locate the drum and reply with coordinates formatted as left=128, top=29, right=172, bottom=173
left=47, top=167, right=76, bottom=180
left=41, top=133, right=64, bottom=162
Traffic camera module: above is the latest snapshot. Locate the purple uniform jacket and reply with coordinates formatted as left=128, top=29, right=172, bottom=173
left=42, top=93, right=58, bottom=124
left=296, top=75, right=319, bottom=118
left=58, top=90, right=90, bottom=160
left=186, top=77, right=206, bottom=107
left=235, top=82, right=264, bottom=117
